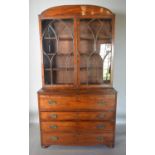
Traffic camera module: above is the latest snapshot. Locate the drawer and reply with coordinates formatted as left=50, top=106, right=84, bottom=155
left=40, top=111, right=115, bottom=121
left=42, top=133, right=113, bottom=145
left=77, top=122, right=114, bottom=133
left=41, top=121, right=77, bottom=133
left=41, top=121, right=114, bottom=133
left=40, top=112, right=77, bottom=121
left=39, top=95, right=115, bottom=111
left=77, top=133, right=113, bottom=145
left=42, top=133, right=76, bottom=145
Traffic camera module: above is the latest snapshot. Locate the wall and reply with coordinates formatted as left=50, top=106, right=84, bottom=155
left=29, top=0, right=126, bottom=124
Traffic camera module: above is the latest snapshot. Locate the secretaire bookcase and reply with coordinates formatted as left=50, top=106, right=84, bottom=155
left=37, top=5, right=117, bottom=148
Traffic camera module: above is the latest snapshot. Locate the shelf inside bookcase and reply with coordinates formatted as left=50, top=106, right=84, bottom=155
left=45, top=67, right=74, bottom=71
left=80, top=67, right=103, bottom=70
left=45, top=53, right=73, bottom=56
left=80, top=37, right=112, bottom=41
left=44, top=37, right=73, bottom=41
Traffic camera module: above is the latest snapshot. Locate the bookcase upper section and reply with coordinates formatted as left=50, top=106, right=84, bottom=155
left=38, top=5, right=115, bottom=88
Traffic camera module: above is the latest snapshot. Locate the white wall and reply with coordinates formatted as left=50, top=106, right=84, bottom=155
left=29, top=0, right=126, bottom=124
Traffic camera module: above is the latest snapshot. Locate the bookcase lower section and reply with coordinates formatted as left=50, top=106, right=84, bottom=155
left=38, top=88, right=117, bottom=148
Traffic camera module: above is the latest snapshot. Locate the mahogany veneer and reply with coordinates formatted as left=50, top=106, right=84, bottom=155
left=40, top=111, right=115, bottom=121
left=37, top=5, right=117, bottom=148
left=38, top=88, right=117, bottom=147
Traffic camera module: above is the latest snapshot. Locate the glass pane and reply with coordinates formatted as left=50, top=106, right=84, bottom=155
left=79, top=19, right=112, bottom=85
left=42, top=19, right=74, bottom=85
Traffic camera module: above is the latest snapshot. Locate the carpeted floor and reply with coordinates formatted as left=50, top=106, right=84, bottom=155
left=29, top=123, right=126, bottom=155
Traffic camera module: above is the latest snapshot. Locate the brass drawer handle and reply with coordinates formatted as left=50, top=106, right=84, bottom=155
left=96, top=124, right=105, bottom=129
left=96, top=136, right=104, bottom=141
left=48, top=100, right=57, bottom=105
left=50, top=136, right=59, bottom=141
left=97, top=101, right=106, bottom=106
left=50, top=114, right=57, bottom=119
left=50, top=125, right=58, bottom=129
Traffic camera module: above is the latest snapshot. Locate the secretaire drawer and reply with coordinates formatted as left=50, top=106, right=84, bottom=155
left=39, top=95, right=115, bottom=111
left=41, top=121, right=114, bottom=133
left=40, top=111, right=115, bottom=121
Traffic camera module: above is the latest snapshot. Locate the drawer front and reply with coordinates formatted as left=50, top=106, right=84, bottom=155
left=42, top=133, right=76, bottom=145
left=41, top=121, right=114, bottom=133
left=77, top=133, right=113, bottom=145
left=41, top=122, right=77, bottom=133
left=39, top=95, right=115, bottom=111
left=40, top=111, right=115, bottom=121
left=77, top=122, right=114, bottom=133
left=78, top=112, right=114, bottom=121
left=42, top=133, right=113, bottom=145
left=40, top=112, right=77, bottom=121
